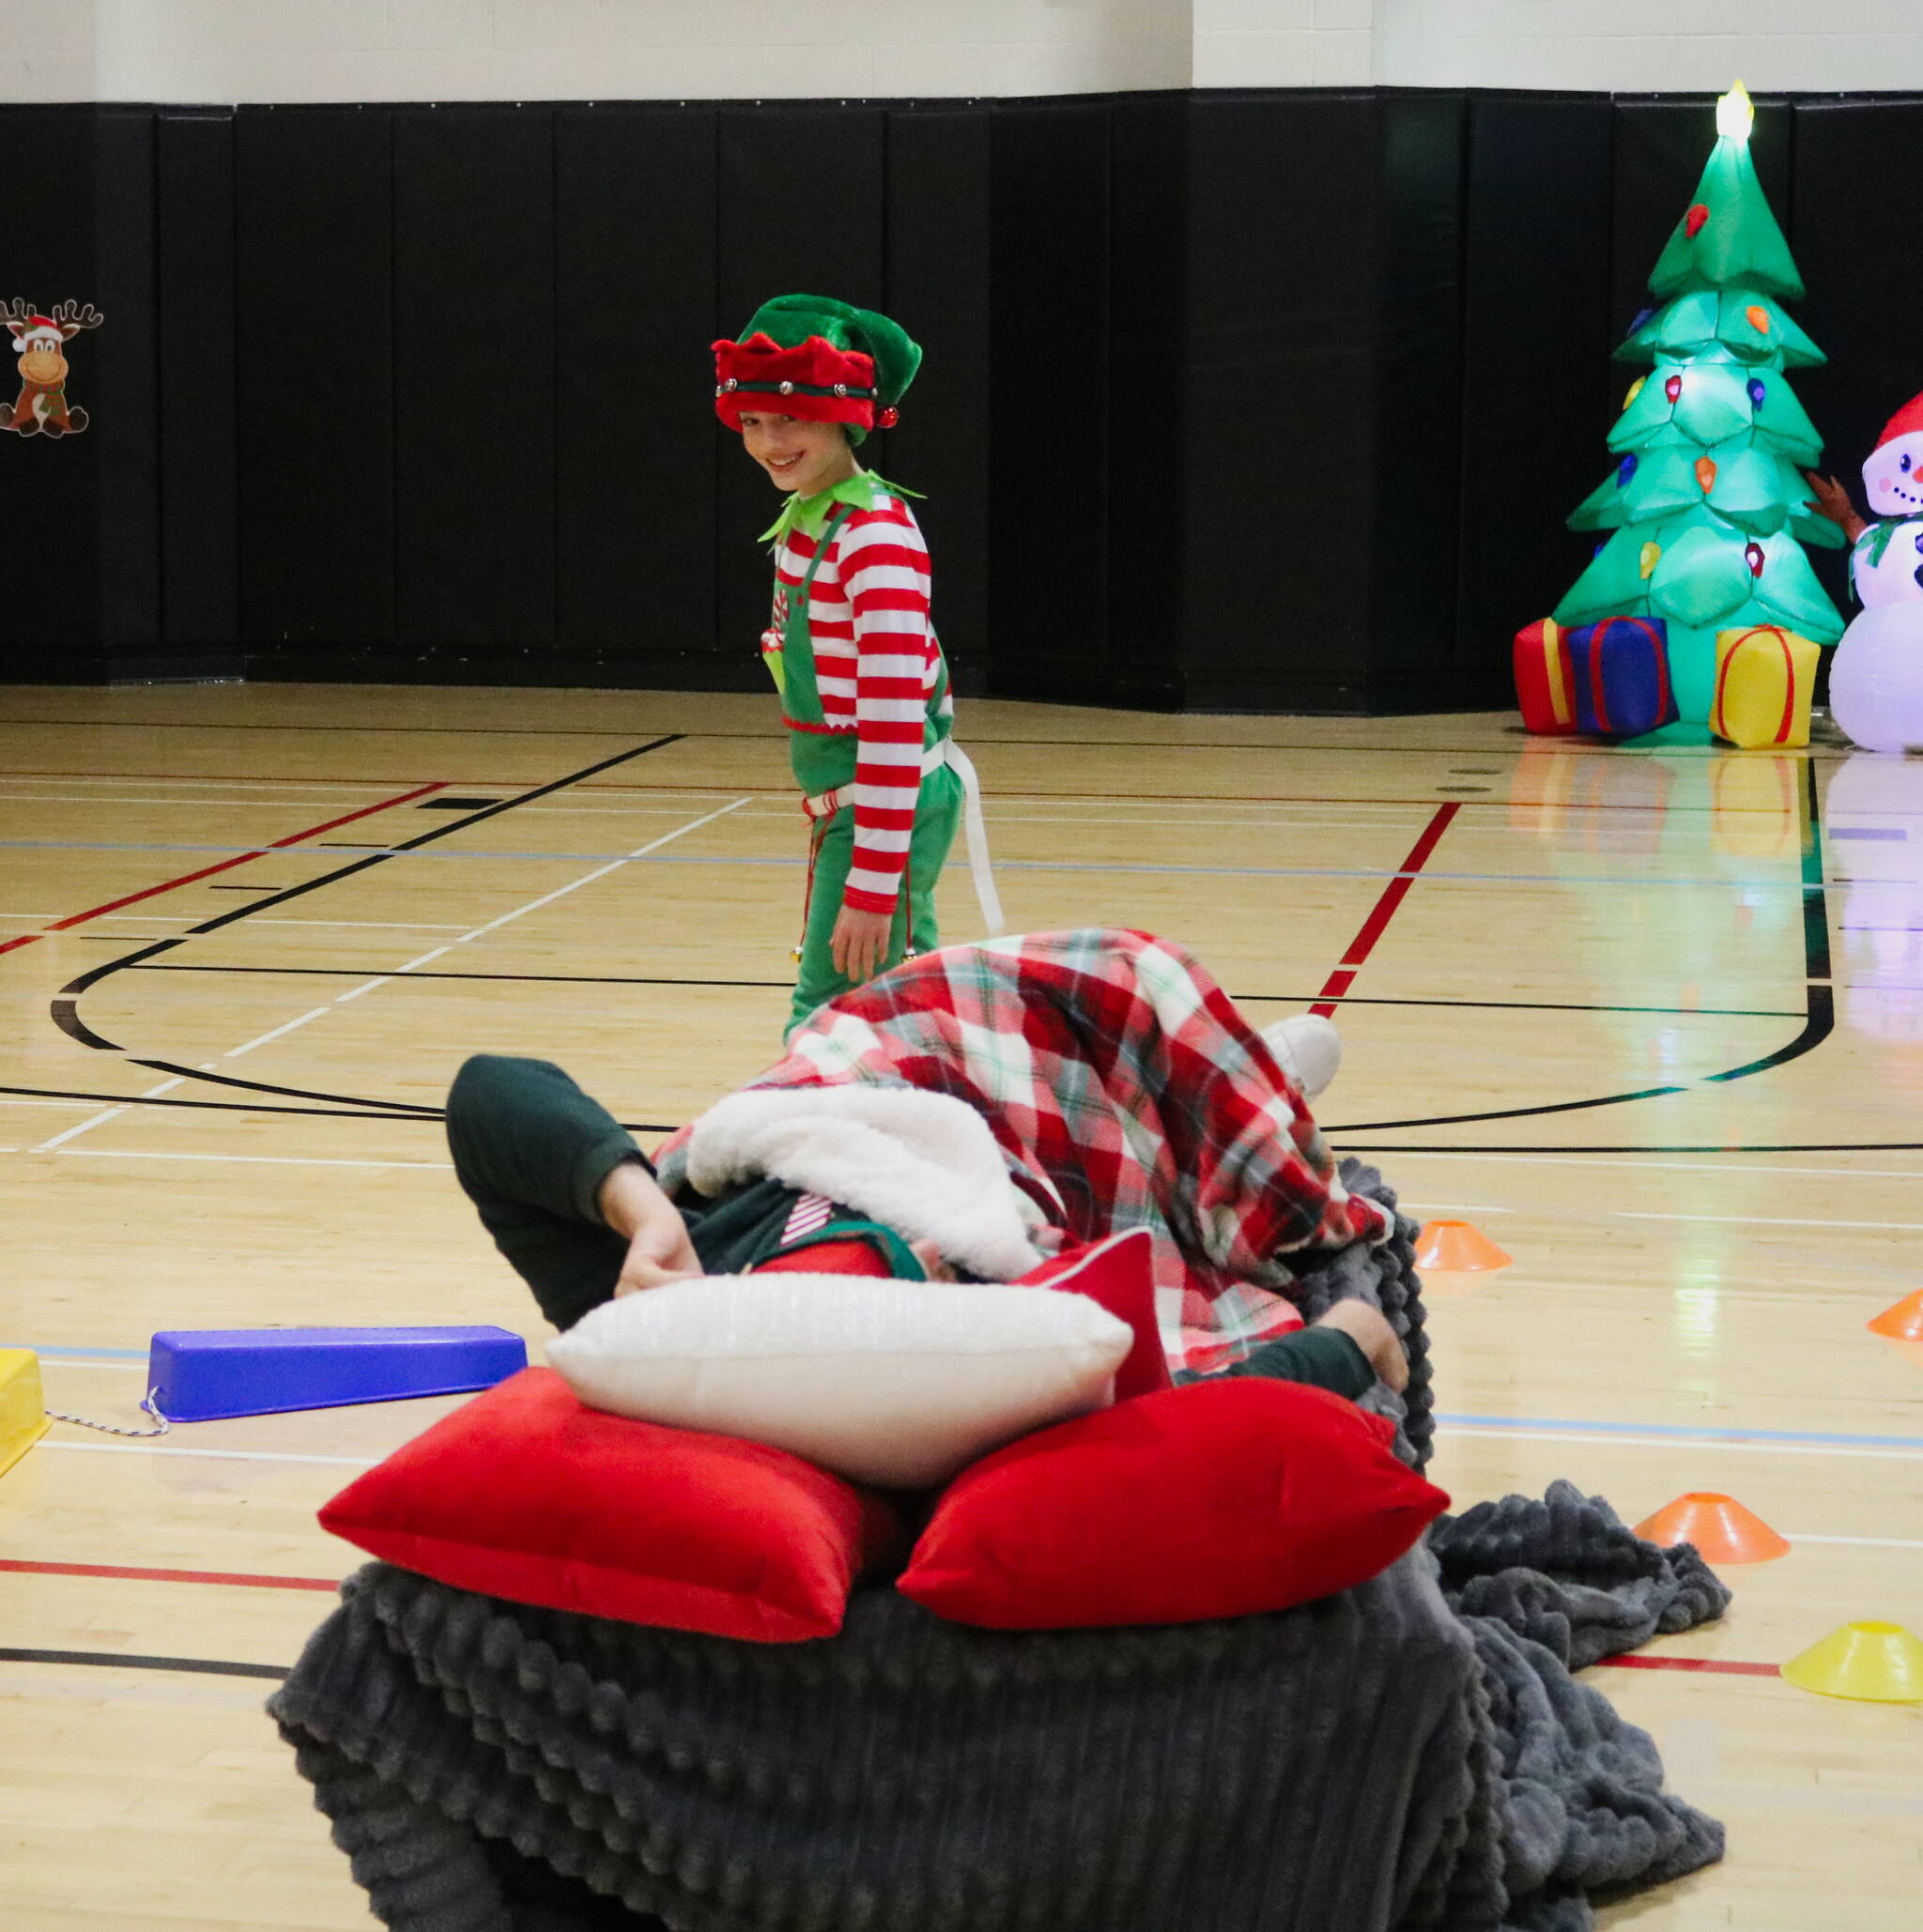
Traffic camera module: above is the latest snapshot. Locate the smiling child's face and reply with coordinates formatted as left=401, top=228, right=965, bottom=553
left=738, top=412, right=857, bottom=498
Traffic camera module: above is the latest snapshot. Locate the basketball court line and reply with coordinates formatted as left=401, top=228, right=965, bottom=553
left=1310, top=805, right=1460, bottom=1016
left=0, top=779, right=450, bottom=958
left=110, top=961, right=1808, bottom=1021
left=0, top=1648, right=288, bottom=1679
left=0, top=837, right=1838, bottom=892
left=42, top=734, right=694, bottom=1113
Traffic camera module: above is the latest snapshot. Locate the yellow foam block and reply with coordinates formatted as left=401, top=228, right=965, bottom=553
left=0, top=1348, right=52, bottom=1478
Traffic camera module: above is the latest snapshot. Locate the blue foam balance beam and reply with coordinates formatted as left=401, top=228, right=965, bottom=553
left=148, top=1326, right=529, bottom=1422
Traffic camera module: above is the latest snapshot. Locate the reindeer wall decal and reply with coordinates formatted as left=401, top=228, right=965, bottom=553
left=3, top=299, right=104, bottom=437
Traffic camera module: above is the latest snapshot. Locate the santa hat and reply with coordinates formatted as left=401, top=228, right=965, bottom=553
left=714, top=294, right=921, bottom=444
left=1872, top=391, right=1923, bottom=452
left=11, top=316, right=62, bottom=351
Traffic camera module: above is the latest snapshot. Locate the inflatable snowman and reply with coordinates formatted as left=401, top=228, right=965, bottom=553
left=1831, top=394, right=1923, bottom=751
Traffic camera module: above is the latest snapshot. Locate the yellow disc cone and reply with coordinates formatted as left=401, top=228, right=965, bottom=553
left=1780, top=1621, right=1923, bottom=1703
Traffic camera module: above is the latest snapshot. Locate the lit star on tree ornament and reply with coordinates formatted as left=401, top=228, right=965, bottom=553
left=1716, top=80, right=1755, bottom=145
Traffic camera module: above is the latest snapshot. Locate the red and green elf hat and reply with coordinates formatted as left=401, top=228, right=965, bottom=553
left=713, top=294, right=921, bottom=443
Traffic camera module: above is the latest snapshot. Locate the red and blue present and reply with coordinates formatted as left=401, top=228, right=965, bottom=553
left=1564, top=617, right=1677, bottom=738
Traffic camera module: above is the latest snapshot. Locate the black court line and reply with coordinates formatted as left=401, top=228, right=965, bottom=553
left=0, top=1081, right=446, bottom=1121
left=114, top=961, right=1808, bottom=1022
left=0, top=1646, right=286, bottom=1680
left=46, top=736, right=684, bottom=1116
left=1327, top=759, right=1837, bottom=1143
left=0, top=713, right=1853, bottom=764
left=1346, top=1142, right=1923, bottom=1155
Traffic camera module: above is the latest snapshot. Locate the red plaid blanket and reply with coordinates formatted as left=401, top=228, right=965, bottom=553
left=659, top=928, right=1390, bottom=1372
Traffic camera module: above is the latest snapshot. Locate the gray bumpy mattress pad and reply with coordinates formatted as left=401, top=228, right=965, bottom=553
left=273, top=1165, right=1729, bottom=1931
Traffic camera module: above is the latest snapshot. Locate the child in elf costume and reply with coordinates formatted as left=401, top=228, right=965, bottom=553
left=713, top=294, right=1001, bottom=1037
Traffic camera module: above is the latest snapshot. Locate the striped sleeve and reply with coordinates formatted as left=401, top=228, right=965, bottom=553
left=837, top=501, right=935, bottom=915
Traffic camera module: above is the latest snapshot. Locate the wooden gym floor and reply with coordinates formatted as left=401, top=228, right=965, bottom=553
left=0, top=682, right=1918, bottom=1929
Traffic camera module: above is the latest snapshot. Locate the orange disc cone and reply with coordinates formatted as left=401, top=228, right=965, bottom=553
left=1867, top=1289, right=1923, bottom=1342
left=1414, top=1219, right=1512, bottom=1272
left=1633, top=1492, right=1791, bottom=1563
left=1781, top=1621, right=1923, bottom=1703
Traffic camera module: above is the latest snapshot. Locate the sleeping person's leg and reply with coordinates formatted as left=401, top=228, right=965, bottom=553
left=444, top=1053, right=642, bottom=1331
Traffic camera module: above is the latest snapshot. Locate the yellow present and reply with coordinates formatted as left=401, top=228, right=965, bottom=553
left=1710, top=625, right=1820, bottom=749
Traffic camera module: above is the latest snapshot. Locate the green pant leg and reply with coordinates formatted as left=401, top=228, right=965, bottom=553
left=444, top=1053, right=640, bottom=1331
left=787, top=768, right=963, bottom=1036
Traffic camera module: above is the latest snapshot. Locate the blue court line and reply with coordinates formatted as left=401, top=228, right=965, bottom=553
left=10, top=1352, right=1915, bottom=1449
left=4, top=1342, right=146, bottom=1359
left=0, top=840, right=1835, bottom=892
left=1436, top=1411, right=1923, bottom=1449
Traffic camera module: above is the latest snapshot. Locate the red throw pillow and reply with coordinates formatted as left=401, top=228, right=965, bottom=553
left=319, top=1367, right=904, bottom=1642
left=1016, top=1227, right=1172, bottom=1401
left=899, top=1378, right=1448, bottom=1630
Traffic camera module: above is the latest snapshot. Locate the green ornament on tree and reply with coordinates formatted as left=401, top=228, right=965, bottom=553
left=1556, top=82, right=1845, bottom=728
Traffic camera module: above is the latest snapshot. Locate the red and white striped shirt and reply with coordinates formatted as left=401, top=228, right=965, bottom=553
left=772, top=492, right=951, bottom=915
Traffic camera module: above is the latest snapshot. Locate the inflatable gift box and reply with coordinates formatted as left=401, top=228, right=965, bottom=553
left=1710, top=624, right=1820, bottom=750
left=1513, top=619, right=1577, bottom=736
left=1563, top=617, right=1677, bottom=739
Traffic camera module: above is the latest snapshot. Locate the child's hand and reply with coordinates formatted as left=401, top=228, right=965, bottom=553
left=830, top=904, right=895, bottom=985
left=597, top=1159, right=701, bottom=1296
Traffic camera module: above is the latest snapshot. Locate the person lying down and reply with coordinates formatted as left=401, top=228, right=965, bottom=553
left=446, top=927, right=1408, bottom=1404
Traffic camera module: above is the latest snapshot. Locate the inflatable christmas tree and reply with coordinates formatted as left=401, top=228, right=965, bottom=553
left=1555, top=83, right=1844, bottom=727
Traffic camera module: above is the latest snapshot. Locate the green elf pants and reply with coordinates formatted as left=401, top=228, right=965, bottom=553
left=442, top=1052, right=1378, bottom=1401
left=790, top=761, right=964, bottom=1036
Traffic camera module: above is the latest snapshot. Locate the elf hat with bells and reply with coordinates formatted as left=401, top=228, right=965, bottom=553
left=713, top=295, right=921, bottom=445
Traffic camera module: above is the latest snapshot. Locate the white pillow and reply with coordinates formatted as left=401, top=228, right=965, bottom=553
left=546, top=1276, right=1131, bottom=1489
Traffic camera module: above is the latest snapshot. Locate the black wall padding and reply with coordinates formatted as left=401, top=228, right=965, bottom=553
left=15, top=87, right=1923, bottom=708
left=158, top=108, right=239, bottom=668
left=555, top=105, right=719, bottom=686
left=1791, top=99, right=1923, bottom=627
left=94, top=106, right=162, bottom=666
left=393, top=105, right=556, bottom=670
left=0, top=105, right=107, bottom=673
left=885, top=105, right=993, bottom=698
left=1456, top=93, right=1615, bottom=699
left=236, top=105, right=396, bottom=663
left=715, top=107, right=887, bottom=683
left=1182, top=92, right=1382, bottom=711
left=1369, top=90, right=1468, bottom=706
left=989, top=98, right=1113, bottom=704
left=1105, top=93, right=1189, bottom=712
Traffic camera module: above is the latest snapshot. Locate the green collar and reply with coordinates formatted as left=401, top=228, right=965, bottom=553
left=760, top=468, right=924, bottom=545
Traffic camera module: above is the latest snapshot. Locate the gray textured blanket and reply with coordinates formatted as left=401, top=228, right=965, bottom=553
left=272, top=1172, right=1728, bottom=1932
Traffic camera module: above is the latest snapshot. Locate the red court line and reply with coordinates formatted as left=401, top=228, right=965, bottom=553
left=0, top=780, right=448, bottom=957
left=0, top=768, right=437, bottom=785
left=1594, top=1653, right=1780, bottom=1679
left=1, top=1557, right=339, bottom=1593
left=1308, top=804, right=1461, bottom=1018
left=0, top=1560, right=1797, bottom=1673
